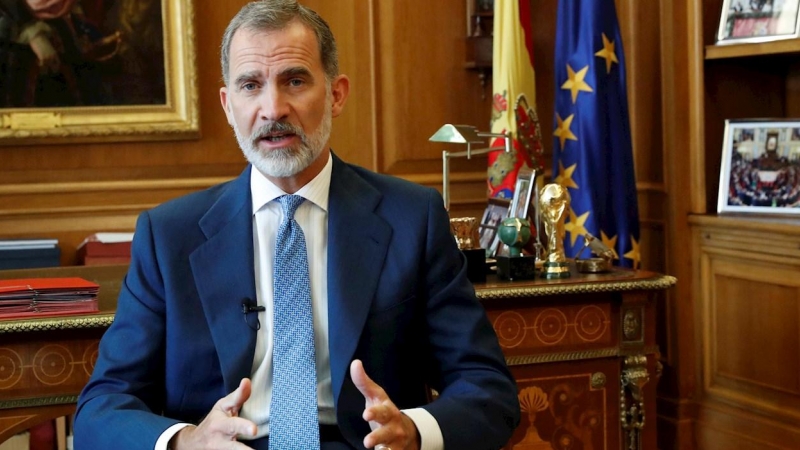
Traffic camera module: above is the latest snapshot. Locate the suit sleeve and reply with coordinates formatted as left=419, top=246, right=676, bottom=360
left=74, top=212, right=182, bottom=450
left=419, top=189, right=521, bottom=449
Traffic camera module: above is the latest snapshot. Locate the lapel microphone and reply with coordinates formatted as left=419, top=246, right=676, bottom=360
left=241, top=299, right=266, bottom=314
left=241, top=298, right=265, bottom=330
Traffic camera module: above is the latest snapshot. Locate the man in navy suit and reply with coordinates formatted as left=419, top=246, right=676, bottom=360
left=74, top=1, right=519, bottom=449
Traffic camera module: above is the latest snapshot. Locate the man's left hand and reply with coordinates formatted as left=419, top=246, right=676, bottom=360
left=350, top=359, right=421, bottom=450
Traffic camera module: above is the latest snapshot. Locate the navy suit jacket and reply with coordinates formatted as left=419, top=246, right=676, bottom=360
left=75, top=155, right=519, bottom=449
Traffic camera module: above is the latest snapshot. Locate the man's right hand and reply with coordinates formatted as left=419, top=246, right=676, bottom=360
left=169, top=378, right=258, bottom=450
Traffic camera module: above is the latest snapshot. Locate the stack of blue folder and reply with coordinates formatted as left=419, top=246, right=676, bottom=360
left=0, top=239, right=60, bottom=270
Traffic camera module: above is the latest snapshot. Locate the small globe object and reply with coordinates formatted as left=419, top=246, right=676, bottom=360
left=497, top=218, right=531, bottom=257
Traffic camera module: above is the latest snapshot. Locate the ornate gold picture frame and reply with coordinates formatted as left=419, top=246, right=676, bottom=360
left=0, top=0, right=198, bottom=145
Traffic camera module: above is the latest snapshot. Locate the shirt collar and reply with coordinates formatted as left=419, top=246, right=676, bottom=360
left=250, top=152, right=332, bottom=214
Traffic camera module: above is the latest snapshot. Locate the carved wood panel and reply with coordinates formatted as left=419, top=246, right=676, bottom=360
left=692, top=217, right=800, bottom=448
left=703, top=254, right=800, bottom=419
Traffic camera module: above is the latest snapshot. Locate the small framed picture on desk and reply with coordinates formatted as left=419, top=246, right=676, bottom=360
left=478, top=198, right=510, bottom=257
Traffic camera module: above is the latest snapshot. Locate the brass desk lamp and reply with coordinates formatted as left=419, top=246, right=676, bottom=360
left=428, top=124, right=512, bottom=211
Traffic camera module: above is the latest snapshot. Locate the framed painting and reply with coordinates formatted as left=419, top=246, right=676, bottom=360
left=0, top=0, right=198, bottom=145
left=718, top=119, right=800, bottom=215
left=716, top=0, right=800, bottom=45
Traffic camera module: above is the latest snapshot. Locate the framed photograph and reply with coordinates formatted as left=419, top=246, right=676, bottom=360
left=716, top=0, right=800, bottom=45
left=718, top=119, right=800, bottom=215
left=478, top=198, right=510, bottom=257
left=509, top=167, right=537, bottom=221
left=0, top=0, right=198, bottom=145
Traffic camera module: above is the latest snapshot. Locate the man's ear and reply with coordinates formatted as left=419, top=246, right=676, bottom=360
left=220, top=86, right=234, bottom=125
left=329, top=74, right=350, bottom=118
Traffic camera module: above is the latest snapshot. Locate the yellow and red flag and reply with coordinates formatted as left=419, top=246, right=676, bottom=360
left=488, top=0, right=541, bottom=199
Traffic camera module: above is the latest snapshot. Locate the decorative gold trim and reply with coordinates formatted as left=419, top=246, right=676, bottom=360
left=0, top=314, right=114, bottom=334
left=506, top=345, right=660, bottom=366
left=621, top=354, right=650, bottom=447
left=623, top=308, right=643, bottom=341
left=478, top=274, right=676, bottom=300
left=0, top=395, right=78, bottom=410
left=591, top=372, right=607, bottom=389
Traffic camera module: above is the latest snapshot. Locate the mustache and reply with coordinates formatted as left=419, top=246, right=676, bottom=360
left=251, top=121, right=306, bottom=142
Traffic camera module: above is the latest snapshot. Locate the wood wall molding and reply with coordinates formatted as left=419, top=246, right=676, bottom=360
left=692, top=215, right=800, bottom=448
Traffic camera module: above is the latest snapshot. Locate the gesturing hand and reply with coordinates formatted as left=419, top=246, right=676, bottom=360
left=170, top=378, right=258, bottom=450
left=350, top=359, right=420, bottom=450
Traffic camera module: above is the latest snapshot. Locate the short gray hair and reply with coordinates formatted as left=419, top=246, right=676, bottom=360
left=220, top=0, right=339, bottom=86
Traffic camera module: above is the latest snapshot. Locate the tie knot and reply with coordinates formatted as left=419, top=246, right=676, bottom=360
left=278, top=194, right=305, bottom=219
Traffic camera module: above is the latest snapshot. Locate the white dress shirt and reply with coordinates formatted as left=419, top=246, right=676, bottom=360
left=156, top=155, right=443, bottom=449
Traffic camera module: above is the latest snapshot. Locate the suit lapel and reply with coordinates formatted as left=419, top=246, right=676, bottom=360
left=327, top=156, right=392, bottom=404
left=190, top=166, right=257, bottom=395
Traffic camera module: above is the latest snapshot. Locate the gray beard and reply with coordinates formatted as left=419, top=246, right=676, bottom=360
left=234, top=105, right=332, bottom=178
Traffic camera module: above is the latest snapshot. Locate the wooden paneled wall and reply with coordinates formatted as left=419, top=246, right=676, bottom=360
left=0, top=0, right=489, bottom=264
left=0, top=0, right=678, bottom=444
left=0, top=0, right=666, bottom=270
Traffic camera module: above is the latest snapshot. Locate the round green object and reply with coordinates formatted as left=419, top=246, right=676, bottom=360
left=497, top=218, right=531, bottom=257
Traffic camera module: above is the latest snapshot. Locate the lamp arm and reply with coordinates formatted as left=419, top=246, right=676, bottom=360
left=476, top=131, right=512, bottom=154
left=446, top=146, right=499, bottom=159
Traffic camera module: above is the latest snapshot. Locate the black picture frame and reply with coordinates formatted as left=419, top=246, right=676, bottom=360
left=478, top=197, right=510, bottom=257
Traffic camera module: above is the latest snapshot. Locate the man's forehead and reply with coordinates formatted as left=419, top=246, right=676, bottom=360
left=228, top=22, right=321, bottom=70
left=231, top=21, right=318, bottom=52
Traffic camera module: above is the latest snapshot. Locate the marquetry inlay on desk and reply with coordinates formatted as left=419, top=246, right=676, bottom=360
left=475, top=268, right=675, bottom=450
left=0, top=264, right=675, bottom=449
left=0, top=264, right=127, bottom=443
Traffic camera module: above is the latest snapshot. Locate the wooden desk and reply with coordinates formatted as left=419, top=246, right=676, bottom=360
left=479, top=268, right=675, bottom=450
left=0, top=264, right=674, bottom=448
left=0, top=264, right=128, bottom=443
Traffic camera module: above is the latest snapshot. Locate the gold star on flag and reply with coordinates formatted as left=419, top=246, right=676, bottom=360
left=564, top=207, right=590, bottom=247
left=600, top=231, right=619, bottom=259
left=554, top=113, right=578, bottom=150
left=555, top=161, right=579, bottom=190
left=623, top=235, right=641, bottom=269
left=561, top=64, right=594, bottom=104
left=595, top=33, right=619, bottom=74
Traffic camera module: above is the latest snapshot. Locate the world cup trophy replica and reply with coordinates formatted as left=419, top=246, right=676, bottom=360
left=449, top=216, right=486, bottom=283
left=539, top=183, right=571, bottom=279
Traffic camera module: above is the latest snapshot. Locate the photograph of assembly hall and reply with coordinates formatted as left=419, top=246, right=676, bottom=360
left=720, top=121, right=800, bottom=213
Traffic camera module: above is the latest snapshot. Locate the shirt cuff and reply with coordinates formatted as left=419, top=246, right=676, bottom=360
left=401, top=408, right=444, bottom=450
left=155, top=423, right=191, bottom=450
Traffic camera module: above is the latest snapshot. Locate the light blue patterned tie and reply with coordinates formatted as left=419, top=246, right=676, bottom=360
left=270, top=195, right=320, bottom=450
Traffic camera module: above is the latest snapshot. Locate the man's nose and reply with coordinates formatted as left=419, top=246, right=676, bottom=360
left=258, top=87, right=290, bottom=122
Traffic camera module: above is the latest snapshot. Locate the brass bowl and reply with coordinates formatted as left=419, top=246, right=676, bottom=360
left=575, top=257, right=610, bottom=273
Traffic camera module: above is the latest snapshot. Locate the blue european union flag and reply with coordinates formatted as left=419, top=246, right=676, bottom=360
left=552, top=0, right=641, bottom=268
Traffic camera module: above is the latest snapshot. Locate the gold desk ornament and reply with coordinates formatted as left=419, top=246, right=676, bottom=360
left=575, top=232, right=613, bottom=273
left=621, top=354, right=650, bottom=450
left=539, top=183, right=571, bottom=279
left=449, top=217, right=481, bottom=250
left=449, top=216, right=487, bottom=283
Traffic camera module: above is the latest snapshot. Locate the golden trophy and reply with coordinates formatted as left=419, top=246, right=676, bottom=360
left=538, top=183, right=571, bottom=279
left=450, top=217, right=486, bottom=283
